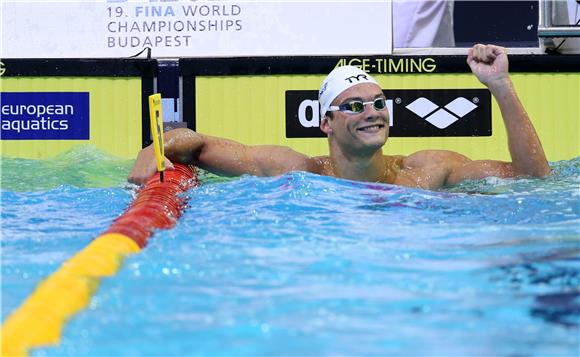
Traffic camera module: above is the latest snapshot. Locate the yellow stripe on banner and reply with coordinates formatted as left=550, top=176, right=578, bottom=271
left=1, top=234, right=140, bottom=357
left=0, top=77, right=142, bottom=160
left=196, top=73, right=579, bottom=161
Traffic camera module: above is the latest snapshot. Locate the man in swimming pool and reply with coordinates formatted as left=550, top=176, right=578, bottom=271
left=128, top=44, right=550, bottom=189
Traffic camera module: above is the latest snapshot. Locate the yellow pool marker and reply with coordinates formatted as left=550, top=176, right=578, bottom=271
left=149, top=94, right=165, bottom=182
left=1, top=233, right=141, bottom=356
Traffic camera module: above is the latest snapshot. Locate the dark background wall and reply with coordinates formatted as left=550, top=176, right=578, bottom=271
left=454, top=1, right=539, bottom=47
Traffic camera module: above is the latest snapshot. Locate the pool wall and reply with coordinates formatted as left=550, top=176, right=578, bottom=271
left=184, top=55, right=580, bottom=162
left=1, top=55, right=579, bottom=161
left=0, top=59, right=156, bottom=159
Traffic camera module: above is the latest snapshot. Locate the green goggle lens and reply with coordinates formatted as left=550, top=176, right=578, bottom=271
left=340, top=98, right=387, bottom=113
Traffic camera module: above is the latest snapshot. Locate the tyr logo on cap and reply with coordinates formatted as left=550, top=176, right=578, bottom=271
left=318, top=66, right=379, bottom=120
left=345, top=74, right=370, bottom=83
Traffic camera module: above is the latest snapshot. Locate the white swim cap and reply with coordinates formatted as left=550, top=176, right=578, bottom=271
left=318, top=65, right=379, bottom=120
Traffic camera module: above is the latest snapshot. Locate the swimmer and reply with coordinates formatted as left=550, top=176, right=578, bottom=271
left=128, top=44, right=550, bottom=190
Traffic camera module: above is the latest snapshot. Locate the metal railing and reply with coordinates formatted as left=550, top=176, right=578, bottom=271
left=538, top=0, right=580, bottom=37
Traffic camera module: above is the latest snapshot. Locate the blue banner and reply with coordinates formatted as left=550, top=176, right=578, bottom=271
left=1, top=92, right=90, bottom=140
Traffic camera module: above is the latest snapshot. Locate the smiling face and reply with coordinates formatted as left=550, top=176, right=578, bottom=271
left=320, top=82, right=389, bottom=156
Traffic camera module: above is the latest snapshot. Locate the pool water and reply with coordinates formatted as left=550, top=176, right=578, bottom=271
left=2, top=147, right=579, bottom=356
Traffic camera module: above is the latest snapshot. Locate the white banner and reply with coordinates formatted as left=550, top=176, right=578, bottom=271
left=1, top=0, right=392, bottom=58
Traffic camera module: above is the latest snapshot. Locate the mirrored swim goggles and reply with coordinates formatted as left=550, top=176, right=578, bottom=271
left=327, top=97, right=387, bottom=115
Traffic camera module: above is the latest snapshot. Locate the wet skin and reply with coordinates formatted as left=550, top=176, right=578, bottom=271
left=128, top=44, right=550, bottom=190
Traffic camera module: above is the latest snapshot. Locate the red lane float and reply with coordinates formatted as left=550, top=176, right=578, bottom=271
left=106, top=164, right=198, bottom=248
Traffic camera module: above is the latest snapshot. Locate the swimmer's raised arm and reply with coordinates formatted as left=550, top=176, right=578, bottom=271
left=467, top=45, right=550, bottom=177
left=128, top=128, right=314, bottom=185
left=398, top=45, right=550, bottom=188
left=468, top=44, right=549, bottom=177
left=440, top=44, right=550, bottom=185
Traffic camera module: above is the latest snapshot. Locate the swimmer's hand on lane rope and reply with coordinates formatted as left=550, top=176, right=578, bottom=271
left=128, top=146, right=174, bottom=185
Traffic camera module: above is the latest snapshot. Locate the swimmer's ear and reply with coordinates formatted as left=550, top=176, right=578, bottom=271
left=320, top=115, right=332, bottom=135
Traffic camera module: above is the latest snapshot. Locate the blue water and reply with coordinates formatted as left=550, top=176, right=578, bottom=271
left=2, top=147, right=579, bottom=356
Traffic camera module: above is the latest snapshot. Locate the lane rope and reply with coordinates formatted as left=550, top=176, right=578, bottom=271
left=1, top=164, right=198, bottom=356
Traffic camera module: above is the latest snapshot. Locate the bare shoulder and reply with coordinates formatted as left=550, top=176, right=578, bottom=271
left=392, top=150, right=471, bottom=189
left=310, top=155, right=333, bottom=176
left=403, top=150, right=470, bottom=169
left=385, top=154, right=406, bottom=165
left=401, top=149, right=516, bottom=187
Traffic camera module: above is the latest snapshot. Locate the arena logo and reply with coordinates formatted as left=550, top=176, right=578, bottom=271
left=285, top=89, right=491, bottom=138
left=405, top=97, right=478, bottom=129
left=0, top=92, right=90, bottom=140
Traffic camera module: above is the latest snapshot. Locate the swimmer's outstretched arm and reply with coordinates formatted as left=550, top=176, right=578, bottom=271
left=128, top=128, right=313, bottom=184
left=445, top=44, right=550, bottom=185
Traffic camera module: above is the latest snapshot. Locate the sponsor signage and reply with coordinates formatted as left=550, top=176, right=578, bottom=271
left=1, top=0, right=392, bottom=58
left=1, top=92, right=90, bottom=140
left=285, top=89, right=491, bottom=138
